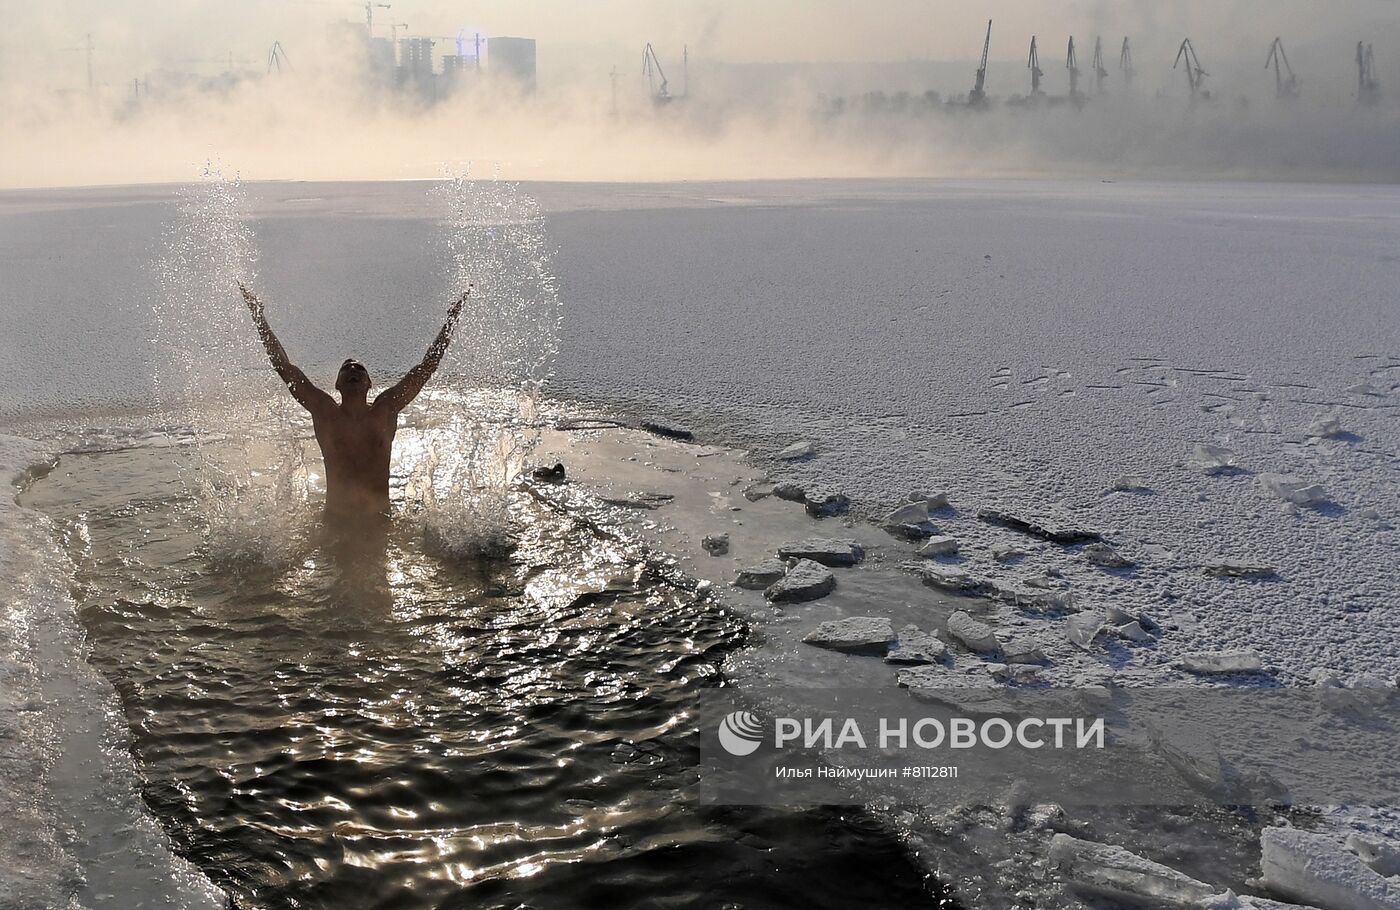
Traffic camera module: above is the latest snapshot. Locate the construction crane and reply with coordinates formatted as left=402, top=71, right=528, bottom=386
left=1027, top=36, right=1043, bottom=96
left=1093, top=36, right=1108, bottom=93
left=642, top=42, right=671, bottom=104
left=1066, top=37, right=1081, bottom=98
left=1357, top=42, right=1380, bottom=105
left=969, top=19, right=991, bottom=106
left=1264, top=38, right=1298, bottom=99
left=267, top=41, right=291, bottom=75
left=1174, top=38, right=1208, bottom=101
left=1120, top=37, right=1135, bottom=87
left=364, top=2, right=390, bottom=38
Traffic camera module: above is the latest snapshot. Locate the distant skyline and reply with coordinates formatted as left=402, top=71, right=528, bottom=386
left=5, top=0, right=1397, bottom=93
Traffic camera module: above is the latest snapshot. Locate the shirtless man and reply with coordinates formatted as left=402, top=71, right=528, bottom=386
left=239, top=282, right=466, bottom=517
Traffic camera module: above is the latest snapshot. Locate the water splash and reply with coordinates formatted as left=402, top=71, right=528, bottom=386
left=399, top=172, right=562, bottom=556
left=152, top=166, right=314, bottom=565
left=153, top=167, right=561, bottom=560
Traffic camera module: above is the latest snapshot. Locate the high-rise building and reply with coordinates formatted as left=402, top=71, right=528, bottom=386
left=488, top=37, right=536, bottom=92
left=399, top=37, right=436, bottom=86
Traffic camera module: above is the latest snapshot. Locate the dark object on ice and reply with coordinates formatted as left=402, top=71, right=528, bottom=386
left=641, top=420, right=694, bottom=441
left=531, top=462, right=567, bottom=483
left=702, top=534, right=730, bottom=556
left=765, top=559, right=837, bottom=603
left=777, top=538, right=865, bottom=567
left=773, top=482, right=807, bottom=503
left=734, top=559, right=787, bottom=590
left=1204, top=561, right=1278, bottom=580
left=977, top=508, right=1102, bottom=544
left=602, top=492, right=675, bottom=510
left=804, top=491, right=851, bottom=519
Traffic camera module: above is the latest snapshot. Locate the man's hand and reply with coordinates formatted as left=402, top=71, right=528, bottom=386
left=448, top=286, right=472, bottom=325
left=238, top=281, right=265, bottom=321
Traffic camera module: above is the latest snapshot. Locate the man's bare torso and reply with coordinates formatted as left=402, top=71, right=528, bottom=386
left=312, top=403, right=397, bottom=515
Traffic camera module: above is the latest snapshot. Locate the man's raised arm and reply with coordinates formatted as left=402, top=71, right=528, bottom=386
left=375, top=292, right=468, bottom=415
left=238, top=282, right=334, bottom=415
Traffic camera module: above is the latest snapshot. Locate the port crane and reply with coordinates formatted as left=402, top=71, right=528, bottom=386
left=1174, top=38, right=1208, bottom=101
left=1120, top=37, right=1134, bottom=87
left=1093, top=37, right=1108, bottom=93
left=1027, top=36, right=1043, bottom=96
left=642, top=42, right=671, bottom=104
left=1066, top=36, right=1081, bottom=98
left=1357, top=42, right=1380, bottom=105
left=969, top=19, right=991, bottom=106
left=1265, top=37, right=1298, bottom=99
left=267, top=41, right=291, bottom=75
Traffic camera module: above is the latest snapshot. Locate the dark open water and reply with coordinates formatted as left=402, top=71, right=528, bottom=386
left=20, top=440, right=946, bottom=909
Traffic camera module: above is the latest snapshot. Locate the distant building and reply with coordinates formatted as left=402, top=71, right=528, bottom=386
left=441, top=54, right=480, bottom=95
left=399, top=37, right=436, bottom=88
left=488, top=37, right=536, bottom=92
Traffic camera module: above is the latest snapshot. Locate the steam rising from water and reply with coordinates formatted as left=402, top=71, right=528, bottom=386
left=154, top=168, right=561, bottom=561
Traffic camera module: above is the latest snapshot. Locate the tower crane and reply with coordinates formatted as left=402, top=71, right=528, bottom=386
left=1120, top=37, right=1135, bottom=87
left=1265, top=38, right=1298, bottom=99
left=1093, top=36, right=1108, bottom=93
left=1174, top=38, right=1208, bottom=101
left=642, top=42, right=671, bottom=104
left=969, top=19, right=991, bottom=106
left=1027, top=36, right=1043, bottom=96
left=364, top=3, right=390, bottom=38
left=1357, top=42, right=1380, bottom=105
left=267, top=41, right=291, bottom=75
left=1066, top=36, right=1081, bottom=98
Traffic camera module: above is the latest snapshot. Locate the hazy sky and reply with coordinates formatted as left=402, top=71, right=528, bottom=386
left=2, top=0, right=1396, bottom=188
left=7, top=0, right=1397, bottom=88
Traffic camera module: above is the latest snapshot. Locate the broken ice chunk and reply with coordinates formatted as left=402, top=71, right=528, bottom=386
left=776, top=440, right=817, bottom=460
left=733, top=559, right=787, bottom=590
left=946, top=610, right=1000, bottom=654
left=1066, top=612, right=1106, bottom=650
left=1176, top=650, right=1265, bottom=675
left=918, top=535, right=960, bottom=557
left=776, top=538, right=864, bottom=567
left=1204, top=561, right=1278, bottom=580
left=1346, top=833, right=1400, bottom=878
left=1189, top=443, right=1242, bottom=475
left=802, top=616, right=896, bottom=655
left=885, top=625, right=947, bottom=665
left=988, top=663, right=1039, bottom=684
left=1259, top=473, right=1329, bottom=508
left=764, top=559, right=836, bottom=603
left=1261, top=827, right=1400, bottom=910
left=1048, top=834, right=1218, bottom=906
left=1082, top=542, right=1134, bottom=569
left=1111, top=474, right=1152, bottom=493
left=1000, top=638, right=1047, bottom=665
left=1306, top=415, right=1344, bottom=439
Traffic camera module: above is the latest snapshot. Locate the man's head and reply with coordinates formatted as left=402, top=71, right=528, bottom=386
left=335, top=358, right=373, bottom=397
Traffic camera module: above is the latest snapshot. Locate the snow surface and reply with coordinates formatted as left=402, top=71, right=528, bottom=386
left=540, top=178, right=1400, bottom=685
